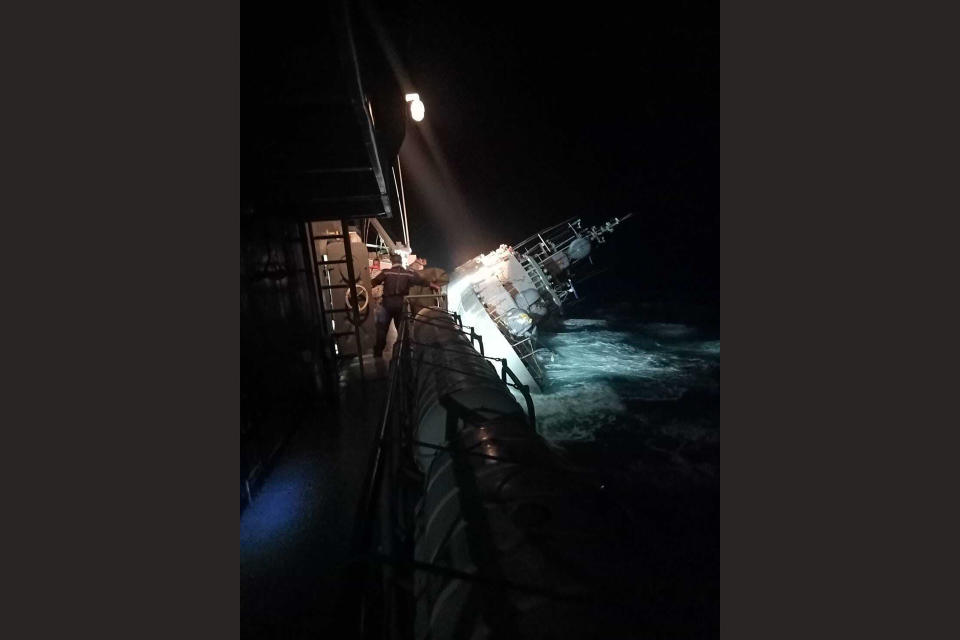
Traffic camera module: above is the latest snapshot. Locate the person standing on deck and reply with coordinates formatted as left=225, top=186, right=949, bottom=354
left=371, top=252, right=441, bottom=358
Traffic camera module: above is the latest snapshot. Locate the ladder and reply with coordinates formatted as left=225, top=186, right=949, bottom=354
left=305, top=218, right=366, bottom=382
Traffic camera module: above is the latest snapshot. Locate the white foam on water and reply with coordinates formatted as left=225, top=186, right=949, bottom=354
left=560, top=318, right=609, bottom=330
left=543, top=328, right=685, bottom=384
left=527, top=318, right=720, bottom=441
left=533, top=381, right=626, bottom=441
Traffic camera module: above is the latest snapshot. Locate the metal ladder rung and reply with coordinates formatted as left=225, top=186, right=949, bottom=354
left=306, top=218, right=365, bottom=383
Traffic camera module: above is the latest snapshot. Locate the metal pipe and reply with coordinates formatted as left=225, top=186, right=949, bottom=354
left=397, top=157, right=411, bottom=249
left=368, top=218, right=399, bottom=253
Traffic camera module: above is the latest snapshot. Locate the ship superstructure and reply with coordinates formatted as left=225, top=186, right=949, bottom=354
left=446, top=214, right=633, bottom=392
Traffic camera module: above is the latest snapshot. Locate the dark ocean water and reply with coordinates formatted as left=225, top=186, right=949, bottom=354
left=526, top=301, right=720, bottom=630
left=531, top=301, right=720, bottom=481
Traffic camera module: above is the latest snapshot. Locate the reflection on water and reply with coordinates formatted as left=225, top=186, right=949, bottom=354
left=533, top=318, right=720, bottom=443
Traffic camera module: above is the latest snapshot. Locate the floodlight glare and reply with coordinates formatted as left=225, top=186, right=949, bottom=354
left=405, top=92, right=425, bottom=121
left=410, top=99, right=425, bottom=121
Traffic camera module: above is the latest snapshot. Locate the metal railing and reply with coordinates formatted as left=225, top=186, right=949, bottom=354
left=345, top=296, right=546, bottom=639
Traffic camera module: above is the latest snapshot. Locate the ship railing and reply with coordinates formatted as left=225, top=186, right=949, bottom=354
left=514, top=214, right=634, bottom=274
left=480, top=354, right=537, bottom=426
left=402, top=291, right=448, bottom=311
left=345, top=298, right=411, bottom=640
left=512, top=216, right=581, bottom=250
left=403, top=314, right=485, bottom=357
left=513, top=219, right=586, bottom=262
left=347, top=303, right=583, bottom=639
left=518, top=254, right=563, bottom=309
left=505, top=333, right=545, bottom=387
left=397, top=301, right=486, bottom=356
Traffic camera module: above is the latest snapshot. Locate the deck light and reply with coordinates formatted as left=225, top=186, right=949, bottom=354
left=405, top=92, right=425, bottom=121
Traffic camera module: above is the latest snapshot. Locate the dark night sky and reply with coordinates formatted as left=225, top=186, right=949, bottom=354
left=381, top=1, right=717, bottom=306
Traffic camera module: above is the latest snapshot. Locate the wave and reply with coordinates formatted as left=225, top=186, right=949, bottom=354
left=559, top=318, right=609, bottom=330
left=530, top=317, right=719, bottom=441
left=532, top=381, right=626, bottom=441
left=635, top=322, right=699, bottom=339
left=542, top=329, right=686, bottom=383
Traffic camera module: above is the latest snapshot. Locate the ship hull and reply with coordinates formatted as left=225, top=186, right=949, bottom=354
left=446, top=255, right=543, bottom=393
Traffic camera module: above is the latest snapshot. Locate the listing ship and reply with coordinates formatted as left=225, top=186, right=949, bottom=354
left=307, top=212, right=631, bottom=394
left=446, top=214, right=633, bottom=392
left=241, top=2, right=707, bottom=638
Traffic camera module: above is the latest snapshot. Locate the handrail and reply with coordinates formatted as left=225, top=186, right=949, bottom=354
left=479, top=355, right=537, bottom=431
left=403, top=314, right=477, bottom=336
left=351, top=341, right=401, bottom=554
left=402, top=293, right=447, bottom=300
left=349, top=312, right=407, bottom=637
left=350, top=297, right=541, bottom=636
left=404, top=340, right=509, bottom=383
left=403, top=311, right=483, bottom=355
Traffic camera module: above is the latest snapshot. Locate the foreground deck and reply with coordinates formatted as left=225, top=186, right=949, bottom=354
left=240, top=354, right=389, bottom=638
